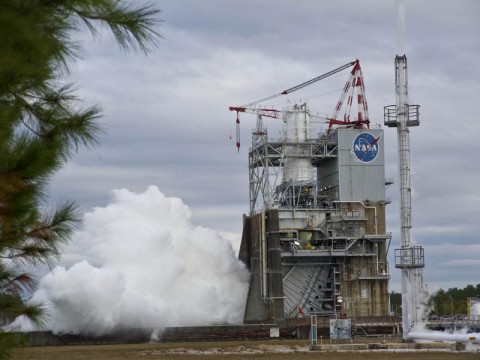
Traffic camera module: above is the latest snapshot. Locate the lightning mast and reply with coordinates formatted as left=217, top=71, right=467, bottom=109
left=384, top=55, right=424, bottom=338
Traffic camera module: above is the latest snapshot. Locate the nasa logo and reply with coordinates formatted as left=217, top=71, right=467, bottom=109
left=352, top=132, right=381, bottom=163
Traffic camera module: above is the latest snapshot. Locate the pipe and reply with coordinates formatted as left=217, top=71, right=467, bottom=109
left=261, top=210, right=267, bottom=300
left=407, top=331, right=480, bottom=344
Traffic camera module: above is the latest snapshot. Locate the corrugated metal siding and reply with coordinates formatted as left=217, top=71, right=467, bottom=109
left=338, top=129, right=386, bottom=201
left=317, top=159, right=338, bottom=189
left=317, top=129, right=386, bottom=202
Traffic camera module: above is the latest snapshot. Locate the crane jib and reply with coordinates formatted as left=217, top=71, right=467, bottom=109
left=229, top=59, right=360, bottom=152
left=236, top=60, right=357, bottom=108
left=282, top=60, right=357, bottom=95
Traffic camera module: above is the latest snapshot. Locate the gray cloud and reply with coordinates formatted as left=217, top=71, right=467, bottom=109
left=48, top=0, right=479, bottom=293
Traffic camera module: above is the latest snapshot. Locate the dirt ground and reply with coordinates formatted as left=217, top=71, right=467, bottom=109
left=11, top=340, right=480, bottom=360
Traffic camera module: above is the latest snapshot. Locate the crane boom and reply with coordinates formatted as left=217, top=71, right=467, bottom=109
left=229, top=107, right=281, bottom=119
left=241, top=60, right=357, bottom=108
left=230, top=60, right=358, bottom=151
left=279, top=60, right=356, bottom=95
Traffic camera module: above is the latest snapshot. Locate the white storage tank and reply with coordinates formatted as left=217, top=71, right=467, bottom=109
left=282, top=103, right=313, bottom=183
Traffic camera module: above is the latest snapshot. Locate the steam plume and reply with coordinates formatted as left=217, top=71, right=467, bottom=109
left=31, top=186, right=249, bottom=335
left=396, top=0, right=406, bottom=54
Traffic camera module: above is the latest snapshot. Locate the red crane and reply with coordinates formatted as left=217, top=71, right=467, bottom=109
left=326, top=60, right=370, bottom=133
left=229, top=59, right=370, bottom=151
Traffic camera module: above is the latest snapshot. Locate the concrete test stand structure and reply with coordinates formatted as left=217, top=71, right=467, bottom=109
left=233, top=61, right=393, bottom=323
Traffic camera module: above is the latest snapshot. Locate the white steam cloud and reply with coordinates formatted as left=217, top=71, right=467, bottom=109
left=31, top=186, right=249, bottom=335
left=473, top=303, right=480, bottom=318
left=396, top=0, right=406, bottom=55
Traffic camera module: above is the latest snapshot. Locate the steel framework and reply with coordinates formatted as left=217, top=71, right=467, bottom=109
left=248, top=137, right=338, bottom=215
left=385, top=55, right=425, bottom=337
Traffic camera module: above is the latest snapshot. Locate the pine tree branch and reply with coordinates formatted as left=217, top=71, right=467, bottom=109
left=0, top=200, right=80, bottom=266
left=0, top=0, right=162, bottom=335
left=68, top=1, right=163, bottom=54
left=0, top=293, right=45, bottom=328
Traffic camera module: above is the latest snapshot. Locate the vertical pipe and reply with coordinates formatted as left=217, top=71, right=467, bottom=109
left=261, top=210, right=267, bottom=300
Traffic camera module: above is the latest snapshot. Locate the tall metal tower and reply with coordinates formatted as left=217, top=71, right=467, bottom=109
left=384, top=55, right=425, bottom=337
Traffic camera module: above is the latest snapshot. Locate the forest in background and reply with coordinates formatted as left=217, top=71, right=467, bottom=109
left=390, top=284, right=480, bottom=318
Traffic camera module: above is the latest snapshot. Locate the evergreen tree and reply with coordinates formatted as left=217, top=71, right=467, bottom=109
left=0, top=0, right=161, bottom=355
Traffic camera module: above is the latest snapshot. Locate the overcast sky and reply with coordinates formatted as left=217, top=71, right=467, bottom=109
left=49, top=0, right=480, bottom=294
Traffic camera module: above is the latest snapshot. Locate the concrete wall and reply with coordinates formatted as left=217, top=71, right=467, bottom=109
left=239, top=210, right=284, bottom=323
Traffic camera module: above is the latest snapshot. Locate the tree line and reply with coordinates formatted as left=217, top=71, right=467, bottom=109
left=390, top=283, right=480, bottom=317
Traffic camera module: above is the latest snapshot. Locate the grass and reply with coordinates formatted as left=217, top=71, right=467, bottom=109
left=12, top=340, right=480, bottom=360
